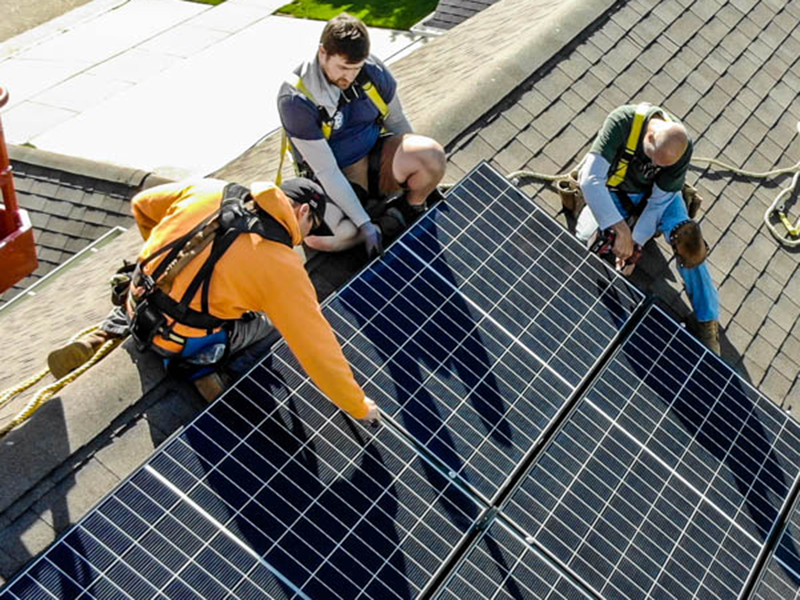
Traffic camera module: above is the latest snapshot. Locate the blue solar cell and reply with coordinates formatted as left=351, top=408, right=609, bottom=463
left=434, top=520, right=592, bottom=599
left=505, top=305, right=800, bottom=600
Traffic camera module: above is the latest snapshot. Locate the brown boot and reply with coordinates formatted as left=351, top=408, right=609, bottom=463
left=695, top=320, right=720, bottom=355
left=193, top=372, right=226, bottom=403
left=47, top=330, right=119, bottom=380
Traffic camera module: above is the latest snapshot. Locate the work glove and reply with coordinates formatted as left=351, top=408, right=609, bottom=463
left=361, top=397, right=381, bottom=427
left=359, top=221, right=383, bottom=259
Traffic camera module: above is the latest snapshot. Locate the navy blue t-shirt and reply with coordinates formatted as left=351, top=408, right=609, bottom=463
left=278, top=57, right=397, bottom=168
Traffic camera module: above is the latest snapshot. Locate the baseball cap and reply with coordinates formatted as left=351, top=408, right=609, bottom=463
left=279, top=178, right=333, bottom=236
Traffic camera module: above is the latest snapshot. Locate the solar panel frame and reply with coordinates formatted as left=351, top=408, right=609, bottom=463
left=750, top=491, right=800, bottom=599
left=502, top=305, right=800, bottom=600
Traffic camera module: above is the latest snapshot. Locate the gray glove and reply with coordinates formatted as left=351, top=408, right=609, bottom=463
left=359, top=221, right=383, bottom=259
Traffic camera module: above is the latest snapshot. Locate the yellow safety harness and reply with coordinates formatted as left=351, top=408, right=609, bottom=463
left=277, top=74, right=390, bottom=185
left=607, top=102, right=672, bottom=188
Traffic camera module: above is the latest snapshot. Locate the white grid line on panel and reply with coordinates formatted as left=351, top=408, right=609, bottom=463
left=91, top=498, right=257, bottom=600
left=146, top=465, right=311, bottom=600
left=163, top=377, right=476, bottom=600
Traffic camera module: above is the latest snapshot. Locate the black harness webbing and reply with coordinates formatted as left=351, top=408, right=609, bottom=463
left=131, top=183, right=292, bottom=348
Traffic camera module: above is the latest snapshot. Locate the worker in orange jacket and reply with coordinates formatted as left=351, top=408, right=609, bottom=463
left=48, top=178, right=379, bottom=422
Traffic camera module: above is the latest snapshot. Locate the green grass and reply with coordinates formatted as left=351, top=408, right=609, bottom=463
left=277, top=0, right=438, bottom=30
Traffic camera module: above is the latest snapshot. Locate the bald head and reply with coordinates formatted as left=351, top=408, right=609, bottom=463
left=644, top=120, right=688, bottom=167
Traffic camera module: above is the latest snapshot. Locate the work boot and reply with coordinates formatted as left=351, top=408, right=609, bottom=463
left=47, top=330, right=118, bottom=380
left=193, top=372, right=226, bottom=403
left=695, top=320, right=720, bottom=355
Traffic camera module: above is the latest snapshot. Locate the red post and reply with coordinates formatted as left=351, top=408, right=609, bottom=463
left=0, top=86, right=38, bottom=293
left=0, top=87, right=19, bottom=237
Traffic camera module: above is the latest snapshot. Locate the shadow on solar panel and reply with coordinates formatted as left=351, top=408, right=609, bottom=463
left=322, top=163, right=643, bottom=503
left=504, top=306, right=800, bottom=600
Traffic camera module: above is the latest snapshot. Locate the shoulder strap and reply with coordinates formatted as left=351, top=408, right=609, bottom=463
left=608, top=102, right=651, bottom=188
left=356, top=69, right=390, bottom=125
left=136, top=183, right=293, bottom=331
left=295, top=77, right=333, bottom=139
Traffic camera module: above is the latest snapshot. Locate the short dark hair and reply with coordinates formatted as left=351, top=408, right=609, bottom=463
left=320, top=13, right=369, bottom=63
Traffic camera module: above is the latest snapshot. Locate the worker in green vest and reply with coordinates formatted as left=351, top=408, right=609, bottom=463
left=575, top=103, right=720, bottom=353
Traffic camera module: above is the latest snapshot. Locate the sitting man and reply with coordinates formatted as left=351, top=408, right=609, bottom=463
left=47, top=177, right=379, bottom=422
left=277, top=12, right=446, bottom=258
left=575, top=102, right=721, bottom=353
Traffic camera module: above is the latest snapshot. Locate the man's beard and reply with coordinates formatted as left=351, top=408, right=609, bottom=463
left=321, top=61, right=353, bottom=90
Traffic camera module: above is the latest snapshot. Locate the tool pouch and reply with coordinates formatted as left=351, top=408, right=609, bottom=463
left=682, top=182, right=703, bottom=219
left=557, top=170, right=585, bottom=217
left=129, top=299, right=167, bottom=352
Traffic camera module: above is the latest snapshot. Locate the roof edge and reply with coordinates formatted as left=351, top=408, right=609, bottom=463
left=9, top=144, right=171, bottom=189
left=391, top=0, right=616, bottom=148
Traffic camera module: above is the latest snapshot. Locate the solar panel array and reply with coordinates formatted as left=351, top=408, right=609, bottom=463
left=503, top=305, right=800, bottom=600
left=3, top=162, right=800, bottom=600
left=321, top=164, right=643, bottom=501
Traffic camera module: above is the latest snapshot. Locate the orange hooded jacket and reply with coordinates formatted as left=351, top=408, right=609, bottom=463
left=130, top=179, right=368, bottom=419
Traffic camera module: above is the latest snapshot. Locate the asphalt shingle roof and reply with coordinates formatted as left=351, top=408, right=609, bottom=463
left=447, top=0, right=800, bottom=410
left=0, top=147, right=154, bottom=306
left=421, top=0, right=501, bottom=31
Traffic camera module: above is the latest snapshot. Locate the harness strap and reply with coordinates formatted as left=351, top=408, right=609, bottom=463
left=356, top=70, right=390, bottom=126
left=608, top=102, right=651, bottom=188
left=278, top=70, right=390, bottom=185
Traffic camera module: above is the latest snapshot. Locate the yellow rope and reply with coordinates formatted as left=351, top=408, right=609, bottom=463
left=0, top=326, right=123, bottom=438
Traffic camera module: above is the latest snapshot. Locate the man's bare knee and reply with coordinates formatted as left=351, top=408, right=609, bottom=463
left=306, top=218, right=360, bottom=252
left=393, top=135, right=445, bottom=204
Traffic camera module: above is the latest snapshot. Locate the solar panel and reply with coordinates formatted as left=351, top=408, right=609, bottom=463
left=503, top=305, right=800, bottom=600
left=2, top=361, right=481, bottom=600
left=751, top=494, right=800, bottom=599
left=322, top=162, right=644, bottom=501
left=434, top=519, right=594, bottom=600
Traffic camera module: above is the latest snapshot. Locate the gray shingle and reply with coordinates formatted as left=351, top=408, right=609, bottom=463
left=534, top=67, right=573, bottom=102
left=665, top=11, right=704, bottom=45
left=769, top=294, right=800, bottom=332
left=516, top=126, right=547, bottom=154
left=698, top=17, right=731, bottom=46
left=479, top=115, right=518, bottom=151
left=572, top=72, right=606, bottom=103
left=449, top=134, right=495, bottom=173
left=501, top=103, right=534, bottom=130
left=735, top=288, right=772, bottom=334
left=748, top=334, right=780, bottom=371
left=517, top=88, right=550, bottom=118
left=493, top=140, right=534, bottom=173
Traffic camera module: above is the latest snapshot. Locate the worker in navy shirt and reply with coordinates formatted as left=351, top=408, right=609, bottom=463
left=277, top=13, right=446, bottom=258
